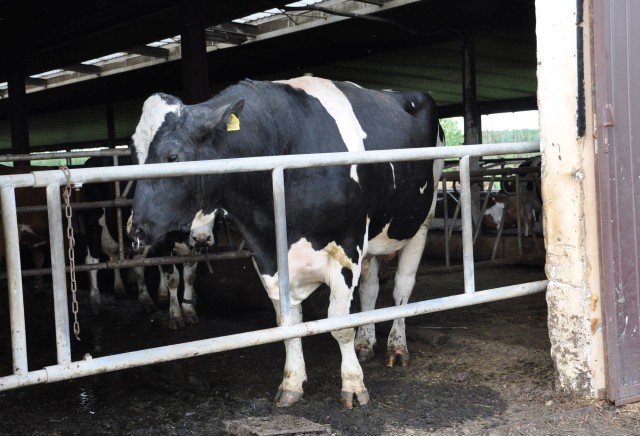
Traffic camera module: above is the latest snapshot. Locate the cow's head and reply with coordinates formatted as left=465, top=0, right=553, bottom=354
left=128, top=92, right=244, bottom=248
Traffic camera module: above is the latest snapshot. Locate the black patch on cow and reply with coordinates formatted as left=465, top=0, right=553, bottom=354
left=341, top=268, right=353, bottom=289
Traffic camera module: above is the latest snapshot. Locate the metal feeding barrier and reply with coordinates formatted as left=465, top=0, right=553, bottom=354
left=0, top=141, right=547, bottom=391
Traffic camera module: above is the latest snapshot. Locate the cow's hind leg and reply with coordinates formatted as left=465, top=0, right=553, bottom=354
left=327, top=261, right=368, bottom=409
left=271, top=299, right=306, bottom=407
left=386, top=223, right=430, bottom=367
left=355, top=256, right=379, bottom=362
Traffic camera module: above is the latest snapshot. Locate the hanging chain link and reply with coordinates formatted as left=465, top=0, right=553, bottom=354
left=60, top=166, right=81, bottom=341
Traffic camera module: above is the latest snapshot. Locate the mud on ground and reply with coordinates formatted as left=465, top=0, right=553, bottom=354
left=0, top=257, right=638, bottom=435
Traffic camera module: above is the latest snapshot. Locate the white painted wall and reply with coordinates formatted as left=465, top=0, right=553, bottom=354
left=536, top=0, right=606, bottom=397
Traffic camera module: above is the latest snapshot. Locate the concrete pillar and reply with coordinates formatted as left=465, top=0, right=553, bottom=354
left=536, top=0, right=606, bottom=398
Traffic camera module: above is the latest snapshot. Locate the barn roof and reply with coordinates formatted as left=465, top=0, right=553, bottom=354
left=0, top=0, right=536, bottom=152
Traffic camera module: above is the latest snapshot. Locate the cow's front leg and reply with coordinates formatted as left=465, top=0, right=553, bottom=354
left=328, top=261, right=368, bottom=409
left=386, top=224, right=429, bottom=367
left=271, top=299, right=306, bottom=407
left=181, top=260, right=199, bottom=325
left=164, top=265, right=184, bottom=330
left=355, top=256, right=379, bottom=363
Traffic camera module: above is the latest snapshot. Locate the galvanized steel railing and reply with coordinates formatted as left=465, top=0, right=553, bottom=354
left=0, top=141, right=547, bottom=391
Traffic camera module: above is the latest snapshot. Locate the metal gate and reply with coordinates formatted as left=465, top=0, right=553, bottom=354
left=0, top=141, right=545, bottom=391
left=594, top=0, right=640, bottom=406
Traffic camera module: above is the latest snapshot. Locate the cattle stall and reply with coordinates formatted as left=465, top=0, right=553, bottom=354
left=0, top=140, right=545, bottom=396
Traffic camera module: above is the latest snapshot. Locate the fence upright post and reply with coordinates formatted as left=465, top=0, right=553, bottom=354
left=272, top=167, right=292, bottom=326
left=0, top=185, right=28, bottom=374
left=459, top=156, right=476, bottom=294
left=47, top=183, right=71, bottom=364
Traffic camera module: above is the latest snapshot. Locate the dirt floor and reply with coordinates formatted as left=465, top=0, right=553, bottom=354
left=0, top=249, right=639, bottom=435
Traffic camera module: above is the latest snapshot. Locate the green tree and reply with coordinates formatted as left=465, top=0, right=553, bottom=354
left=440, top=118, right=464, bottom=146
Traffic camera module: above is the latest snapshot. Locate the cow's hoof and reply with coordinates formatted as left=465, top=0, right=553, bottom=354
left=356, top=346, right=375, bottom=363
left=340, top=389, right=370, bottom=409
left=385, top=348, right=410, bottom=368
left=275, top=389, right=303, bottom=407
left=168, top=317, right=185, bottom=331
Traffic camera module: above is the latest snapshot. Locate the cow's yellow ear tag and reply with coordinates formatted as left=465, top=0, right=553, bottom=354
left=226, top=113, right=240, bottom=131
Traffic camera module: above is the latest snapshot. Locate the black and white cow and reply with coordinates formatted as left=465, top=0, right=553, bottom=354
left=82, top=156, right=215, bottom=329
left=128, top=76, right=444, bottom=408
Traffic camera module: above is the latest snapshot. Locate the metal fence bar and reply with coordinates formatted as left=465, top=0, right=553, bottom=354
left=46, top=183, right=71, bottom=365
left=459, top=156, right=476, bottom=294
left=0, top=279, right=547, bottom=391
left=0, top=186, right=28, bottom=375
left=6, top=142, right=541, bottom=189
left=0, top=140, right=542, bottom=392
left=272, top=167, right=293, bottom=326
left=0, top=148, right=130, bottom=163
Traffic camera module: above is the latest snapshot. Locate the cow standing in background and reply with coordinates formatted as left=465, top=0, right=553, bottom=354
left=81, top=156, right=215, bottom=329
left=128, top=76, right=444, bottom=408
left=496, top=155, right=543, bottom=236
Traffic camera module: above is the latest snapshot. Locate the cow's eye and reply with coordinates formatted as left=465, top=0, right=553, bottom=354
left=168, top=154, right=178, bottom=162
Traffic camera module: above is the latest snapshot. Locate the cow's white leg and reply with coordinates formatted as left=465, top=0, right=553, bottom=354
left=355, top=256, right=379, bottom=362
left=271, top=298, right=307, bottom=407
left=326, top=260, right=368, bottom=409
left=156, top=265, right=169, bottom=307
left=386, top=222, right=430, bottom=367
left=181, top=260, right=199, bottom=325
left=86, top=254, right=103, bottom=315
left=165, top=265, right=184, bottom=330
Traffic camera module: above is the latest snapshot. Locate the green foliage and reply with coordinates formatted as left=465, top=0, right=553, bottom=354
left=440, top=118, right=464, bottom=146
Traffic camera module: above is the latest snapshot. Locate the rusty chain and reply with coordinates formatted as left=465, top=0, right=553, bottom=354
left=60, top=166, right=81, bottom=341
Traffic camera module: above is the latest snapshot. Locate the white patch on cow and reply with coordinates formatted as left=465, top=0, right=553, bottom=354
left=389, top=163, right=396, bottom=189
left=484, top=202, right=505, bottom=226
left=259, top=236, right=366, bottom=305
left=98, top=212, right=119, bottom=257
left=132, top=94, right=181, bottom=164
left=367, top=222, right=408, bottom=256
left=277, top=76, right=367, bottom=183
left=190, top=209, right=216, bottom=230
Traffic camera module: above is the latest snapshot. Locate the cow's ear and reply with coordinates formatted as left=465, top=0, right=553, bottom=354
left=212, top=99, right=245, bottom=133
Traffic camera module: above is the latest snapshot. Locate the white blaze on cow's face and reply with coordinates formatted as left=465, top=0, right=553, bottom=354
left=132, top=94, right=182, bottom=164
left=277, top=76, right=367, bottom=183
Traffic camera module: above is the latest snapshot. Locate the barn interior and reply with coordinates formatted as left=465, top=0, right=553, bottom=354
left=0, top=0, right=537, bottom=151
left=0, top=2, right=565, bottom=434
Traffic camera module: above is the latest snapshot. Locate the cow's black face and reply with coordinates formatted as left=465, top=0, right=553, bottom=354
left=129, top=176, right=200, bottom=247
left=129, top=93, right=245, bottom=247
